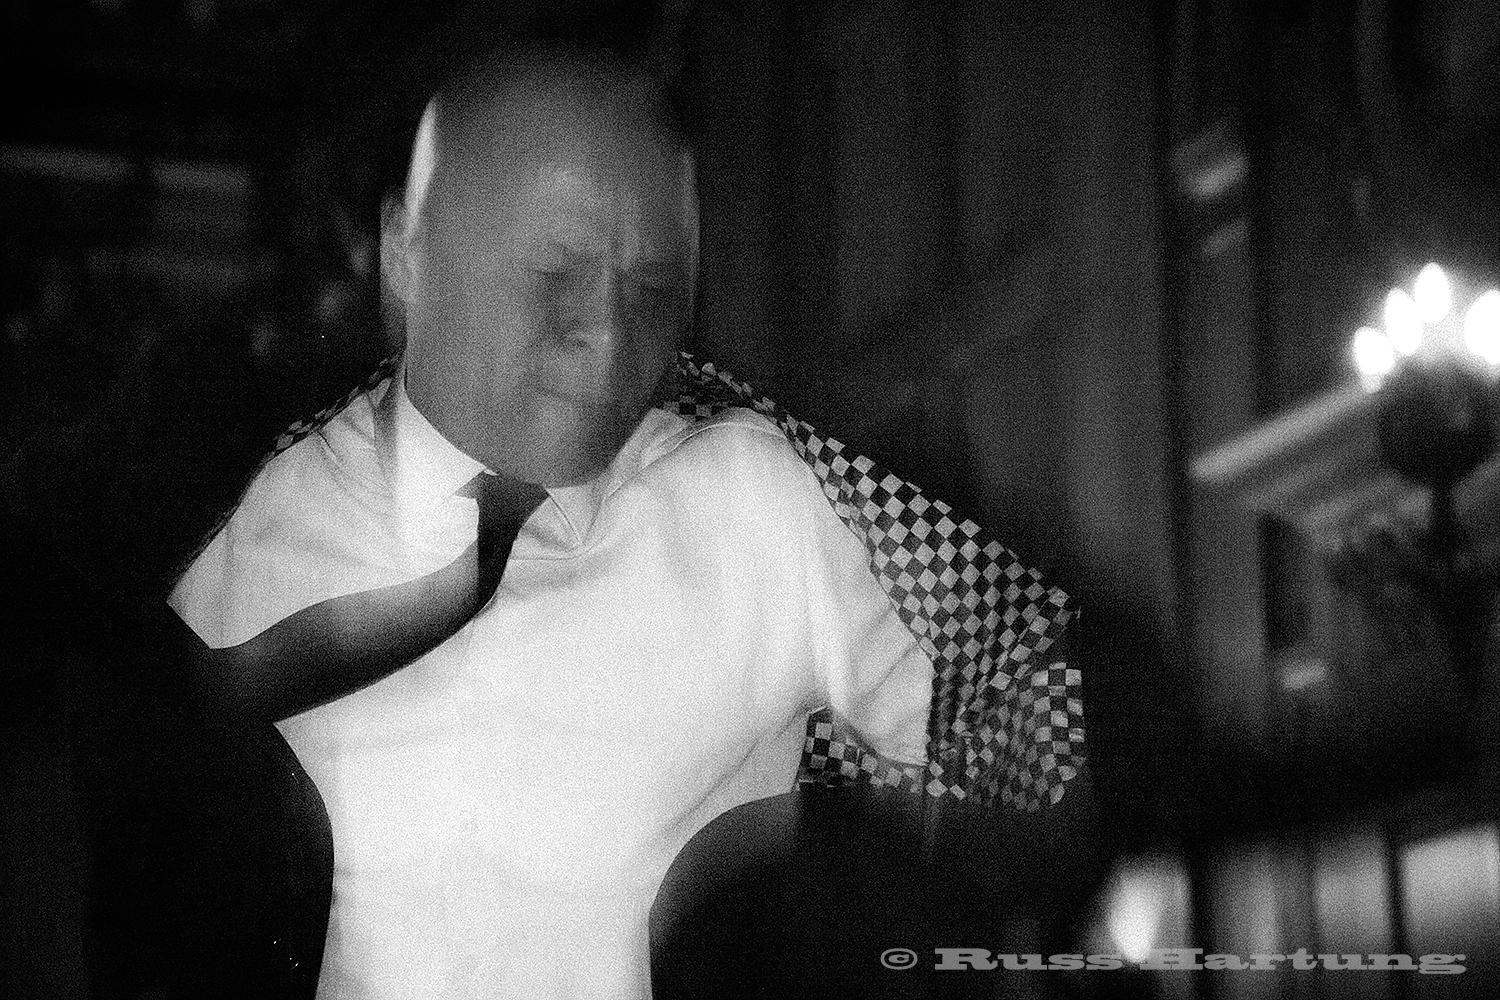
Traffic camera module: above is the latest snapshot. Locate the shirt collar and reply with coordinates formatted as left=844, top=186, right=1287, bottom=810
left=543, top=408, right=685, bottom=547
left=544, top=479, right=608, bottom=547
left=374, top=364, right=486, bottom=510
left=374, top=365, right=678, bottom=547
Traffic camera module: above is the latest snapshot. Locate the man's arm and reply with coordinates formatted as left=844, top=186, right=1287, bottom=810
left=171, top=471, right=547, bottom=724
left=202, top=534, right=519, bottom=723
left=732, top=354, right=1102, bottom=908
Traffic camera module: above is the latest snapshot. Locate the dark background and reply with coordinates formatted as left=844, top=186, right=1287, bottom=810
left=4, top=1, right=1500, bottom=996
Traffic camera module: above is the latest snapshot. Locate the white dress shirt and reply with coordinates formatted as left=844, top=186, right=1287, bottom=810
left=169, top=368, right=935, bottom=1000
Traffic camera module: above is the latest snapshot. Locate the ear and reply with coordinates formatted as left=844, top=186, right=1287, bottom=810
left=379, top=191, right=416, bottom=306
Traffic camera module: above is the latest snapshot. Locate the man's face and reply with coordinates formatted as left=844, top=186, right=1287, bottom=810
left=401, top=81, right=694, bottom=487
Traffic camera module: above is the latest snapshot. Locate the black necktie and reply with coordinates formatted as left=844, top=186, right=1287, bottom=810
left=203, top=471, right=544, bottom=722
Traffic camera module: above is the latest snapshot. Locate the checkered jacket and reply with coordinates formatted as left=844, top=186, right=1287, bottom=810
left=210, top=351, right=1084, bottom=812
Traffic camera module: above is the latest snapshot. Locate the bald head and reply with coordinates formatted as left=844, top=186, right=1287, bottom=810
left=385, top=44, right=697, bottom=487
left=412, top=48, right=690, bottom=245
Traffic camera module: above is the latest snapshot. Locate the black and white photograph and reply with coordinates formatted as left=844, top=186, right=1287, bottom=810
left=3, top=1, right=1499, bottom=997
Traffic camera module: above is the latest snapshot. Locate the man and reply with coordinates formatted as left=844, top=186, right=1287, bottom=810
left=170, top=42, right=939, bottom=998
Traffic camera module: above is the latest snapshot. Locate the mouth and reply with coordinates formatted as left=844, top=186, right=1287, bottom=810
left=538, top=376, right=623, bottom=405
left=532, top=363, right=615, bottom=405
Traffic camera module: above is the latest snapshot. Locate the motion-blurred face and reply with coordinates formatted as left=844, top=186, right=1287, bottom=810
left=398, top=69, right=694, bottom=487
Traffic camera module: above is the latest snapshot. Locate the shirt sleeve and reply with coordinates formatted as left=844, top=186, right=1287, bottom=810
left=795, top=456, right=933, bottom=768
left=673, top=410, right=934, bottom=767
left=167, top=417, right=415, bottom=649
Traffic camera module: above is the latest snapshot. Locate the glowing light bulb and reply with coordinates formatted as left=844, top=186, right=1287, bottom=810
left=1384, top=288, right=1424, bottom=355
left=1103, top=857, right=1189, bottom=965
left=1464, top=289, right=1500, bottom=365
left=1352, top=325, right=1397, bottom=390
left=1109, top=873, right=1162, bottom=964
left=1414, top=263, right=1452, bottom=323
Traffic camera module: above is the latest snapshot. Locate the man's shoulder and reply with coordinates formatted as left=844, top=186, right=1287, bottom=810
left=634, top=406, right=827, bottom=523
left=169, top=385, right=395, bottom=646
left=246, top=387, right=384, bottom=511
left=646, top=406, right=800, bottom=476
left=186, top=384, right=388, bottom=570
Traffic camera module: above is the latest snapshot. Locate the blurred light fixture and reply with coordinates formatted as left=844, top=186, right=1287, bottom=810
left=1274, top=650, right=1330, bottom=693
left=1352, top=265, right=1500, bottom=391
left=1350, top=267, right=1500, bottom=700
left=1205, top=842, right=1282, bottom=984
left=1352, top=325, right=1397, bottom=390
left=1400, top=823, right=1500, bottom=959
left=1314, top=825, right=1392, bottom=955
left=1383, top=287, right=1424, bottom=356
left=1102, top=855, right=1191, bottom=964
left=1413, top=261, right=1452, bottom=323
left=1464, top=289, right=1500, bottom=366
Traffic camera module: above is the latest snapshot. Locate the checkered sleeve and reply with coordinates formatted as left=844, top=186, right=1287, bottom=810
left=670, top=353, right=1083, bottom=812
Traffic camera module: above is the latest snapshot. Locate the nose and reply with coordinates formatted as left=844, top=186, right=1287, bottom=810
left=549, top=269, right=639, bottom=401
left=561, top=267, right=627, bottom=357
